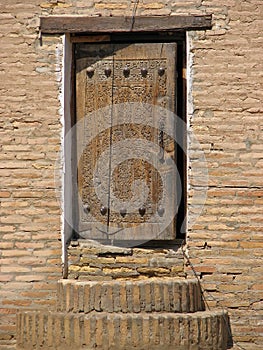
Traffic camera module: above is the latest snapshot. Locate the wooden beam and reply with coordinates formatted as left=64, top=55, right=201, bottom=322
left=40, top=15, right=212, bottom=34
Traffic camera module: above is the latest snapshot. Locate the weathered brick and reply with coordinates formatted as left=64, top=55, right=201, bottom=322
left=16, top=309, right=228, bottom=349
left=57, top=278, right=204, bottom=314
left=0, top=191, right=11, bottom=198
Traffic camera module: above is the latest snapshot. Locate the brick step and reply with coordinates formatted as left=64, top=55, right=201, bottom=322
left=17, top=310, right=228, bottom=350
left=56, top=278, right=205, bottom=314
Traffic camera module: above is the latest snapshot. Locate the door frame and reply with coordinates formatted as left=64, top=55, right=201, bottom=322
left=68, top=32, right=187, bottom=246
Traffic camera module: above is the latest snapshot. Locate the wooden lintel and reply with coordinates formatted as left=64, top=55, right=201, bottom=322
left=40, top=15, right=212, bottom=34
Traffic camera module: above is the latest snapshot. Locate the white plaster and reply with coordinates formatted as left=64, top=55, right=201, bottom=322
left=56, top=34, right=72, bottom=276
left=186, top=31, right=194, bottom=237
left=185, top=31, right=209, bottom=240
left=55, top=37, right=65, bottom=269
left=61, top=35, right=66, bottom=271
left=63, top=34, right=73, bottom=277
left=186, top=31, right=194, bottom=120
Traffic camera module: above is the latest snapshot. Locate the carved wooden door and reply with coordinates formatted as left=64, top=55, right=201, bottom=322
left=75, top=42, right=177, bottom=243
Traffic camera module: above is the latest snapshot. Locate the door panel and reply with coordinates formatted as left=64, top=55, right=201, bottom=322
left=76, top=46, right=114, bottom=236
left=75, top=42, right=177, bottom=241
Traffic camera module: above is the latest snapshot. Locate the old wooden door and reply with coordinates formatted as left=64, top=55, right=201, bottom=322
left=75, top=42, right=177, bottom=243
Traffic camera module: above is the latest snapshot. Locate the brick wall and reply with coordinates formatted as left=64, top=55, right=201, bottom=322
left=68, top=240, right=185, bottom=280
left=0, top=4, right=64, bottom=347
left=0, top=1, right=262, bottom=349
left=186, top=2, right=263, bottom=348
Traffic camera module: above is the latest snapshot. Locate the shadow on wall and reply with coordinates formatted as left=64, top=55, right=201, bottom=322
left=226, top=313, right=234, bottom=349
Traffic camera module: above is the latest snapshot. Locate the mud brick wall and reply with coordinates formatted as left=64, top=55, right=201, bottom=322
left=0, top=6, right=64, bottom=349
left=185, top=2, right=263, bottom=348
left=0, top=1, right=262, bottom=349
left=68, top=240, right=185, bottom=280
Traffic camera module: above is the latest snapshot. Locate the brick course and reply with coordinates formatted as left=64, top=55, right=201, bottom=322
left=68, top=240, right=185, bottom=280
left=0, top=0, right=262, bottom=349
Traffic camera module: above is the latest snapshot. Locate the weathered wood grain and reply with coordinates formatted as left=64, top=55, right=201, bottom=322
left=40, top=15, right=212, bottom=34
